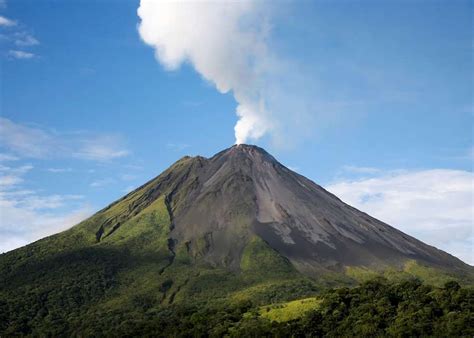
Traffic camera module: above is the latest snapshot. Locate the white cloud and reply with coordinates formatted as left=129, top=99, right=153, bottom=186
left=120, top=174, right=137, bottom=181
left=14, top=32, right=39, bottom=46
left=0, top=117, right=130, bottom=162
left=0, top=188, right=83, bottom=211
left=326, top=169, right=474, bottom=265
left=90, top=178, right=115, bottom=188
left=0, top=164, right=33, bottom=188
left=0, top=204, right=92, bottom=253
left=0, top=174, right=23, bottom=188
left=47, top=167, right=73, bottom=173
left=0, top=163, right=92, bottom=254
left=166, top=143, right=190, bottom=151
left=8, top=50, right=35, bottom=59
left=73, top=135, right=129, bottom=161
left=0, top=118, right=57, bottom=157
left=123, top=164, right=143, bottom=171
left=0, top=15, right=15, bottom=27
left=0, top=153, right=19, bottom=161
left=0, top=13, right=40, bottom=59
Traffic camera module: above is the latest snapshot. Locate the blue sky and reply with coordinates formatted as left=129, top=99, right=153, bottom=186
left=0, top=0, right=472, bottom=263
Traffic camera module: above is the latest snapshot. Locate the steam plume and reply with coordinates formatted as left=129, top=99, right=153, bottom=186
left=137, top=0, right=275, bottom=144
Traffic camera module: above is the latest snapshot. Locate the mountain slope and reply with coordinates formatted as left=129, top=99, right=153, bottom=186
left=67, top=143, right=468, bottom=274
left=0, top=144, right=472, bottom=335
left=137, top=144, right=468, bottom=275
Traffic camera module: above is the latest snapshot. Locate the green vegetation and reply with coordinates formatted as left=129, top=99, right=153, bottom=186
left=2, top=267, right=472, bottom=337
left=259, top=297, right=321, bottom=322
left=240, top=236, right=295, bottom=278
left=345, top=260, right=469, bottom=287
left=402, top=259, right=460, bottom=286
left=285, top=278, right=474, bottom=337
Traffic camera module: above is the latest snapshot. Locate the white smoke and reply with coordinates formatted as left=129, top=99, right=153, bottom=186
left=137, top=0, right=278, bottom=144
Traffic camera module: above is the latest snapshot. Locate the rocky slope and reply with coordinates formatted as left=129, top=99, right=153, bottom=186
left=91, top=144, right=469, bottom=275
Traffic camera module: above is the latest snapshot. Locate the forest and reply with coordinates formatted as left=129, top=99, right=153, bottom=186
left=1, top=276, right=472, bottom=337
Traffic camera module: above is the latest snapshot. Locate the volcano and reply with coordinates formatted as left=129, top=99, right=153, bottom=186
left=91, top=144, right=467, bottom=274
left=1, top=144, right=472, bottom=335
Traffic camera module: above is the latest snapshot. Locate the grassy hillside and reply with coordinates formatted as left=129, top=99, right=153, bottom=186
left=259, top=297, right=321, bottom=322
left=345, top=259, right=474, bottom=287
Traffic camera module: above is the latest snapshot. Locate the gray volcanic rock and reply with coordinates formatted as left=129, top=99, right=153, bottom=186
left=124, top=144, right=469, bottom=276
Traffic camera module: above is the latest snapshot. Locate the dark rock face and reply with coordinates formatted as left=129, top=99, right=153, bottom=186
left=128, top=144, right=469, bottom=275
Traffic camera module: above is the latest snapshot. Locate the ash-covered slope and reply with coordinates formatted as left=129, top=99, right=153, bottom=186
left=89, top=144, right=469, bottom=276
left=173, top=145, right=469, bottom=272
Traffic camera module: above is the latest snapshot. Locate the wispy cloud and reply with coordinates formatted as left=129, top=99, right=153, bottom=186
left=0, top=164, right=33, bottom=188
left=0, top=174, right=23, bottom=188
left=120, top=174, right=137, bottom=181
left=14, top=32, right=39, bottom=47
left=0, top=163, right=92, bottom=253
left=166, top=143, right=190, bottom=152
left=73, top=136, right=129, bottom=161
left=123, top=164, right=143, bottom=171
left=46, top=167, right=73, bottom=173
left=0, top=153, right=19, bottom=161
left=0, top=15, right=16, bottom=27
left=90, top=178, right=115, bottom=188
left=0, top=12, right=40, bottom=60
left=326, top=168, right=474, bottom=264
left=8, top=50, right=35, bottom=59
left=0, top=117, right=130, bottom=162
left=5, top=192, right=84, bottom=210
left=0, top=203, right=91, bottom=253
left=0, top=118, right=57, bottom=157
left=92, top=173, right=139, bottom=191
